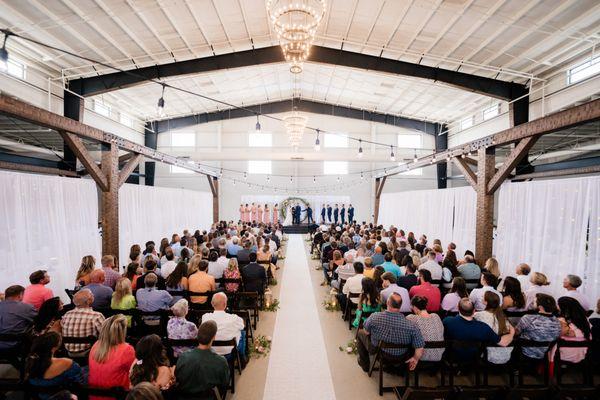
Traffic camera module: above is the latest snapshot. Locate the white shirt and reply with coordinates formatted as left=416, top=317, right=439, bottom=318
left=217, top=256, right=229, bottom=270
left=564, top=290, right=590, bottom=311
left=380, top=284, right=411, bottom=312
left=419, top=260, right=443, bottom=281
left=208, top=261, right=226, bottom=280
left=160, top=260, right=177, bottom=279
left=469, top=286, right=503, bottom=311
left=201, top=311, right=244, bottom=355
left=516, top=274, right=531, bottom=291
left=524, top=284, right=552, bottom=310
left=343, top=273, right=364, bottom=304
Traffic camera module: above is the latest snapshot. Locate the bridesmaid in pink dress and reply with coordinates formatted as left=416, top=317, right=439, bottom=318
left=273, top=203, right=279, bottom=224
left=251, top=203, right=258, bottom=222
left=243, top=204, right=250, bottom=223
left=239, top=204, right=244, bottom=222
left=257, top=205, right=263, bottom=223
left=263, top=204, right=270, bottom=224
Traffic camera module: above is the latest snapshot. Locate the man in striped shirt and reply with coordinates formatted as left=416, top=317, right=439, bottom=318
left=61, top=289, right=105, bottom=355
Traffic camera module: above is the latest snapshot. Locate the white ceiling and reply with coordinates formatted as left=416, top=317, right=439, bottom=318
left=1, top=0, right=599, bottom=124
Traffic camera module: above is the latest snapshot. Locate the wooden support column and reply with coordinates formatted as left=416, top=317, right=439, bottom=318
left=207, top=175, right=219, bottom=223
left=373, top=176, right=387, bottom=225
left=101, top=143, right=120, bottom=258
left=475, top=147, right=495, bottom=263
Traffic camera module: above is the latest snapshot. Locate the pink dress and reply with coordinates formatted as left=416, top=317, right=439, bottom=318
left=239, top=206, right=244, bottom=222
left=257, top=206, right=263, bottom=223
left=273, top=206, right=279, bottom=224
left=243, top=207, right=250, bottom=223
left=251, top=205, right=257, bottom=222
left=264, top=207, right=270, bottom=224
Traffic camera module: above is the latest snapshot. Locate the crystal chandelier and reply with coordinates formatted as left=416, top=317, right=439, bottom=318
left=283, top=111, right=308, bottom=149
left=266, top=0, right=327, bottom=73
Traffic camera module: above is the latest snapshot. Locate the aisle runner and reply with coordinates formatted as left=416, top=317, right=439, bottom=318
left=262, top=235, right=336, bottom=400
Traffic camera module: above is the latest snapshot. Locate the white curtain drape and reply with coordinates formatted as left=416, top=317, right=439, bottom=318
left=495, top=177, right=596, bottom=301
left=118, top=184, right=213, bottom=265
left=0, top=171, right=101, bottom=299
left=240, top=195, right=350, bottom=222
left=452, top=186, right=477, bottom=257
left=586, top=176, right=600, bottom=306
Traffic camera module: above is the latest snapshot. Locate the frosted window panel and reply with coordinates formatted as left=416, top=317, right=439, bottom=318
left=249, top=133, right=272, bottom=147
left=171, top=132, right=195, bottom=147
left=94, top=101, right=111, bottom=117
left=248, top=160, right=272, bottom=174
left=120, top=114, right=133, bottom=127
left=323, top=161, right=348, bottom=175
left=324, top=133, right=348, bottom=148
left=460, top=117, right=473, bottom=130
left=483, top=104, right=500, bottom=120
left=568, top=55, right=600, bottom=84
left=170, top=165, right=193, bottom=174
left=397, top=134, right=421, bottom=148
left=0, top=57, right=26, bottom=79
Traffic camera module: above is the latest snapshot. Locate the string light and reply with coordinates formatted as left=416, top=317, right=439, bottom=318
left=314, top=129, right=321, bottom=151
left=390, top=145, right=395, bottom=162
left=244, top=172, right=247, bottom=180
left=357, top=139, right=363, bottom=158
left=157, top=84, right=166, bottom=117
left=313, top=176, right=316, bottom=183
left=255, top=114, right=261, bottom=132
left=413, top=149, right=418, bottom=162
left=266, top=175, right=270, bottom=183
left=0, top=31, right=10, bottom=63
left=360, top=172, right=364, bottom=180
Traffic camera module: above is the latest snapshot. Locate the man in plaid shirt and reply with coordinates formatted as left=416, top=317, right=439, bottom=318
left=101, top=255, right=121, bottom=290
left=357, top=293, right=424, bottom=372
left=61, top=289, right=105, bottom=354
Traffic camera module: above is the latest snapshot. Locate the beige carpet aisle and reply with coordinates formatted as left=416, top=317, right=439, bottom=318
left=262, top=234, right=336, bottom=400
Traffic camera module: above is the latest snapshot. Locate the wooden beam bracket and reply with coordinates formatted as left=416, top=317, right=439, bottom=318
left=59, top=131, right=108, bottom=191
left=487, top=136, right=538, bottom=194
left=118, top=153, right=143, bottom=187
left=453, top=158, right=478, bottom=189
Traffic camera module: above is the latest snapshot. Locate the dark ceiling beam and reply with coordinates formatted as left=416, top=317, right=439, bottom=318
left=70, top=45, right=525, bottom=101
left=152, top=98, right=439, bottom=135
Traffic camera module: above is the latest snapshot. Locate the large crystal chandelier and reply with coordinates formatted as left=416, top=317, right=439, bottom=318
left=283, top=111, right=308, bottom=149
left=266, top=0, right=327, bottom=73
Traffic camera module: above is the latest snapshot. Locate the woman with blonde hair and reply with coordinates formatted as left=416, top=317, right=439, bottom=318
left=525, top=272, right=552, bottom=309
left=88, top=315, right=135, bottom=393
left=111, top=278, right=136, bottom=326
left=411, top=254, right=422, bottom=268
left=187, top=254, right=203, bottom=276
left=224, top=258, right=241, bottom=292
left=484, top=257, right=501, bottom=278
left=76, top=255, right=95, bottom=286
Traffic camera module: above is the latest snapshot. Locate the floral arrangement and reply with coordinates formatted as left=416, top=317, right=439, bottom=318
left=323, top=289, right=341, bottom=311
left=280, top=197, right=310, bottom=221
left=269, top=278, right=278, bottom=286
left=261, top=298, right=280, bottom=312
left=339, top=339, right=358, bottom=355
left=248, top=335, right=272, bottom=358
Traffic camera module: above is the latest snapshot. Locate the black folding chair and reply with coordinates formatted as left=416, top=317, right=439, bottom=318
left=554, top=339, right=593, bottom=385
left=234, top=292, right=260, bottom=329
left=443, top=340, right=485, bottom=386
left=342, top=292, right=360, bottom=325
left=368, top=341, right=412, bottom=396
left=0, top=333, right=29, bottom=380
left=513, top=338, right=556, bottom=386
left=60, top=335, right=97, bottom=366
left=410, top=341, right=446, bottom=387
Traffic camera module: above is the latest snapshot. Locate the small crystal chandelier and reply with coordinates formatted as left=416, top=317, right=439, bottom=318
left=283, top=110, right=308, bottom=149
left=266, top=0, right=327, bottom=74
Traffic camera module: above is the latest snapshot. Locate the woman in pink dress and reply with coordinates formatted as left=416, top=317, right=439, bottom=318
left=264, top=204, right=270, bottom=224
left=251, top=203, right=258, bottom=222
left=273, top=203, right=279, bottom=224
left=239, top=204, right=244, bottom=222
left=243, top=204, right=250, bottom=223
left=257, top=205, right=263, bottom=223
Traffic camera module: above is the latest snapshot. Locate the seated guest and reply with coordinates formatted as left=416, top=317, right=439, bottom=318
left=381, top=252, right=402, bottom=279
left=397, top=263, right=418, bottom=291
left=227, top=237, right=243, bottom=257
left=0, top=285, right=37, bottom=351
left=353, top=278, right=382, bottom=328
left=75, top=255, right=96, bottom=287
left=236, top=241, right=253, bottom=264
left=111, top=278, right=136, bottom=326
left=23, top=270, right=54, bottom=310
left=123, top=262, right=141, bottom=291
left=86, top=269, right=114, bottom=310
left=419, top=250, right=442, bottom=282
left=548, top=296, right=591, bottom=364
left=362, top=257, right=375, bottom=279
left=175, top=321, right=230, bottom=396
left=130, top=334, right=175, bottom=390
left=524, top=272, right=552, bottom=310
left=129, top=244, right=143, bottom=264
left=136, top=273, right=173, bottom=324
left=202, top=292, right=246, bottom=359
left=160, top=247, right=177, bottom=279
left=380, top=272, right=410, bottom=312
left=590, top=299, right=600, bottom=364
left=441, top=249, right=459, bottom=290
left=515, top=293, right=561, bottom=359
left=223, top=258, right=241, bottom=292
left=168, top=299, right=198, bottom=358
left=356, top=293, right=424, bottom=372
left=441, top=277, right=468, bottom=313
left=188, top=257, right=217, bottom=304
left=371, top=246, right=384, bottom=266
left=407, top=296, right=444, bottom=361
left=323, top=250, right=344, bottom=286
left=515, top=263, right=531, bottom=291
left=136, top=260, right=166, bottom=291
left=469, top=272, right=502, bottom=311
left=26, top=332, right=83, bottom=395
left=501, top=276, right=526, bottom=311
left=207, top=251, right=225, bottom=280
left=457, top=255, right=481, bottom=289
left=474, top=292, right=514, bottom=364
left=395, top=241, right=410, bottom=266
left=101, top=255, right=121, bottom=290
left=331, top=253, right=356, bottom=290
left=443, top=299, right=513, bottom=360
left=241, top=253, right=267, bottom=295
left=88, top=315, right=136, bottom=393
left=61, top=289, right=105, bottom=355
left=482, top=257, right=501, bottom=278
left=341, top=262, right=365, bottom=307
left=409, top=270, right=441, bottom=312
left=165, top=261, right=189, bottom=303
left=33, top=297, right=63, bottom=336
left=562, top=274, right=590, bottom=311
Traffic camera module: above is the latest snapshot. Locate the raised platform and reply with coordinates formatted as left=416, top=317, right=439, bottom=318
left=283, top=224, right=313, bottom=234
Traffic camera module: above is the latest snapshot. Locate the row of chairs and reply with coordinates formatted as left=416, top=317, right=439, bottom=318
left=395, top=385, right=600, bottom=400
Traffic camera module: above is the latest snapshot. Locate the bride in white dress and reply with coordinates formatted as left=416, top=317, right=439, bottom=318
left=283, top=205, right=293, bottom=226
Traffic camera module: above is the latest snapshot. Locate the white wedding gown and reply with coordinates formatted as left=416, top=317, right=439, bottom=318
left=283, top=206, right=293, bottom=225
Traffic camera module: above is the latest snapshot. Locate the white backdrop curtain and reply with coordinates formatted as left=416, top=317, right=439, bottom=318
left=240, top=195, right=350, bottom=223
left=586, top=176, right=600, bottom=307
left=118, top=184, right=213, bottom=265
left=0, top=171, right=101, bottom=299
left=495, top=177, right=597, bottom=301
left=378, top=186, right=476, bottom=256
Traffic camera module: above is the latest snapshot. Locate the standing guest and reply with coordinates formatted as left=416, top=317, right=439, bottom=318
left=136, top=260, right=166, bottom=291
left=409, top=270, right=441, bottom=312
left=264, top=204, right=270, bottom=224
left=515, top=293, right=561, bottom=360
left=524, top=272, right=552, bottom=310
left=239, top=204, right=244, bottom=222
left=223, top=259, right=241, bottom=293
left=419, top=250, right=442, bottom=282
left=340, top=204, right=346, bottom=225
left=242, top=253, right=267, bottom=295
left=381, top=252, right=402, bottom=279
left=88, top=315, right=136, bottom=394
left=441, top=277, right=469, bottom=313
left=202, top=293, right=246, bottom=359
left=251, top=203, right=258, bottom=222
left=457, top=255, right=481, bottom=289
left=562, top=274, right=590, bottom=311
left=85, top=269, right=114, bottom=310
left=501, top=276, right=526, bottom=311
left=549, top=297, right=591, bottom=364
left=23, top=270, right=54, bottom=310
left=33, top=297, right=63, bottom=336
left=175, top=321, right=230, bottom=397
left=327, top=204, right=333, bottom=223
left=130, top=334, right=175, bottom=390
left=407, top=296, right=445, bottom=362
left=398, top=263, right=419, bottom=291
left=483, top=257, right=501, bottom=278
left=123, top=263, right=141, bottom=292
left=356, top=294, right=424, bottom=372
left=244, top=204, right=251, bottom=223
left=61, top=290, right=105, bottom=355
left=111, top=278, right=137, bottom=326
left=160, top=248, right=177, bottom=279
left=0, top=285, right=37, bottom=351
left=257, top=204, right=263, bottom=223
left=101, top=255, right=121, bottom=290
left=353, top=278, right=382, bottom=328
left=188, top=257, right=217, bottom=304
left=321, top=205, right=326, bottom=223
left=469, top=272, right=502, bottom=311
left=474, top=292, right=514, bottom=364
left=76, top=255, right=96, bottom=287
left=515, top=263, right=531, bottom=291
left=380, top=272, right=411, bottom=312
left=273, top=203, right=279, bottom=224
left=26, top=332, right=84, bottom=394
left=333, top=204, right=339, bottom=225
left=167, top=299, right=198, bottom=358
left=136, top=273, right=173, bottom=325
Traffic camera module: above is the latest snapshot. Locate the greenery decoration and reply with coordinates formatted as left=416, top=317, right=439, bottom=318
left=248, top=335, right=272, bottom=358
left=280, top=197, right=310, bottom=222
left=261, top=298, right=280, bottom=312
left=338, top=339, right=358, bottom=355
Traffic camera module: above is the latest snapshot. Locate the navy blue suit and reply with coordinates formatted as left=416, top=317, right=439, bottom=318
left=327, top=207, right=332, bottom=222
left=321, top=207, right=326, bottom=222
left=340, top=207, right=346, bottom=225
left=333, top=207, right=339, bottom=224
left=348, top=207, right=354, bottom=223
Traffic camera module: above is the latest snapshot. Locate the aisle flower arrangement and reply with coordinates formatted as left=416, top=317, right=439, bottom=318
left=261, top=289, right=280, bottom=311
left=323, top=289, right=341, bottom=312
left=248, top=335, right=272, bottom=358
left=339, top=339, right=358, bottom=355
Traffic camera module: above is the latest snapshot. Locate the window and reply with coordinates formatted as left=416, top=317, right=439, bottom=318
left=171, top=132, right=195, bottom=147
left=93, top=100, right=111, bottom=117
left=483, top=104, right=500, bottom=120
left=120, top=113, right=133, bottom=128
left=460, top=116, right=473, bottom=130
left=397, top=134, right=421, bottom=148
left=324, top=133, right=348, bottom=148
left=567, top=55, right=600, bottom=85
left=0, top=56, right=26, bottom=79
left=170, top=165, right=193, bottom=174
left=248, top=132, right=272, bottom=147
left=248, top=160, right=272, bottom=174
left=323, top=161, right=348, bottom=175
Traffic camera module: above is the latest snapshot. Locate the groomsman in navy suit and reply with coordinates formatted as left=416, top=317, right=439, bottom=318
left=348, top=204, right=355, bottom=224
left=340, top=204, right=346, bottom=225
left=333, top=204, right=339, bottom=225
left=327, top=204, right=332, bottom=223
left=321, top=205, right=326, bottom=223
